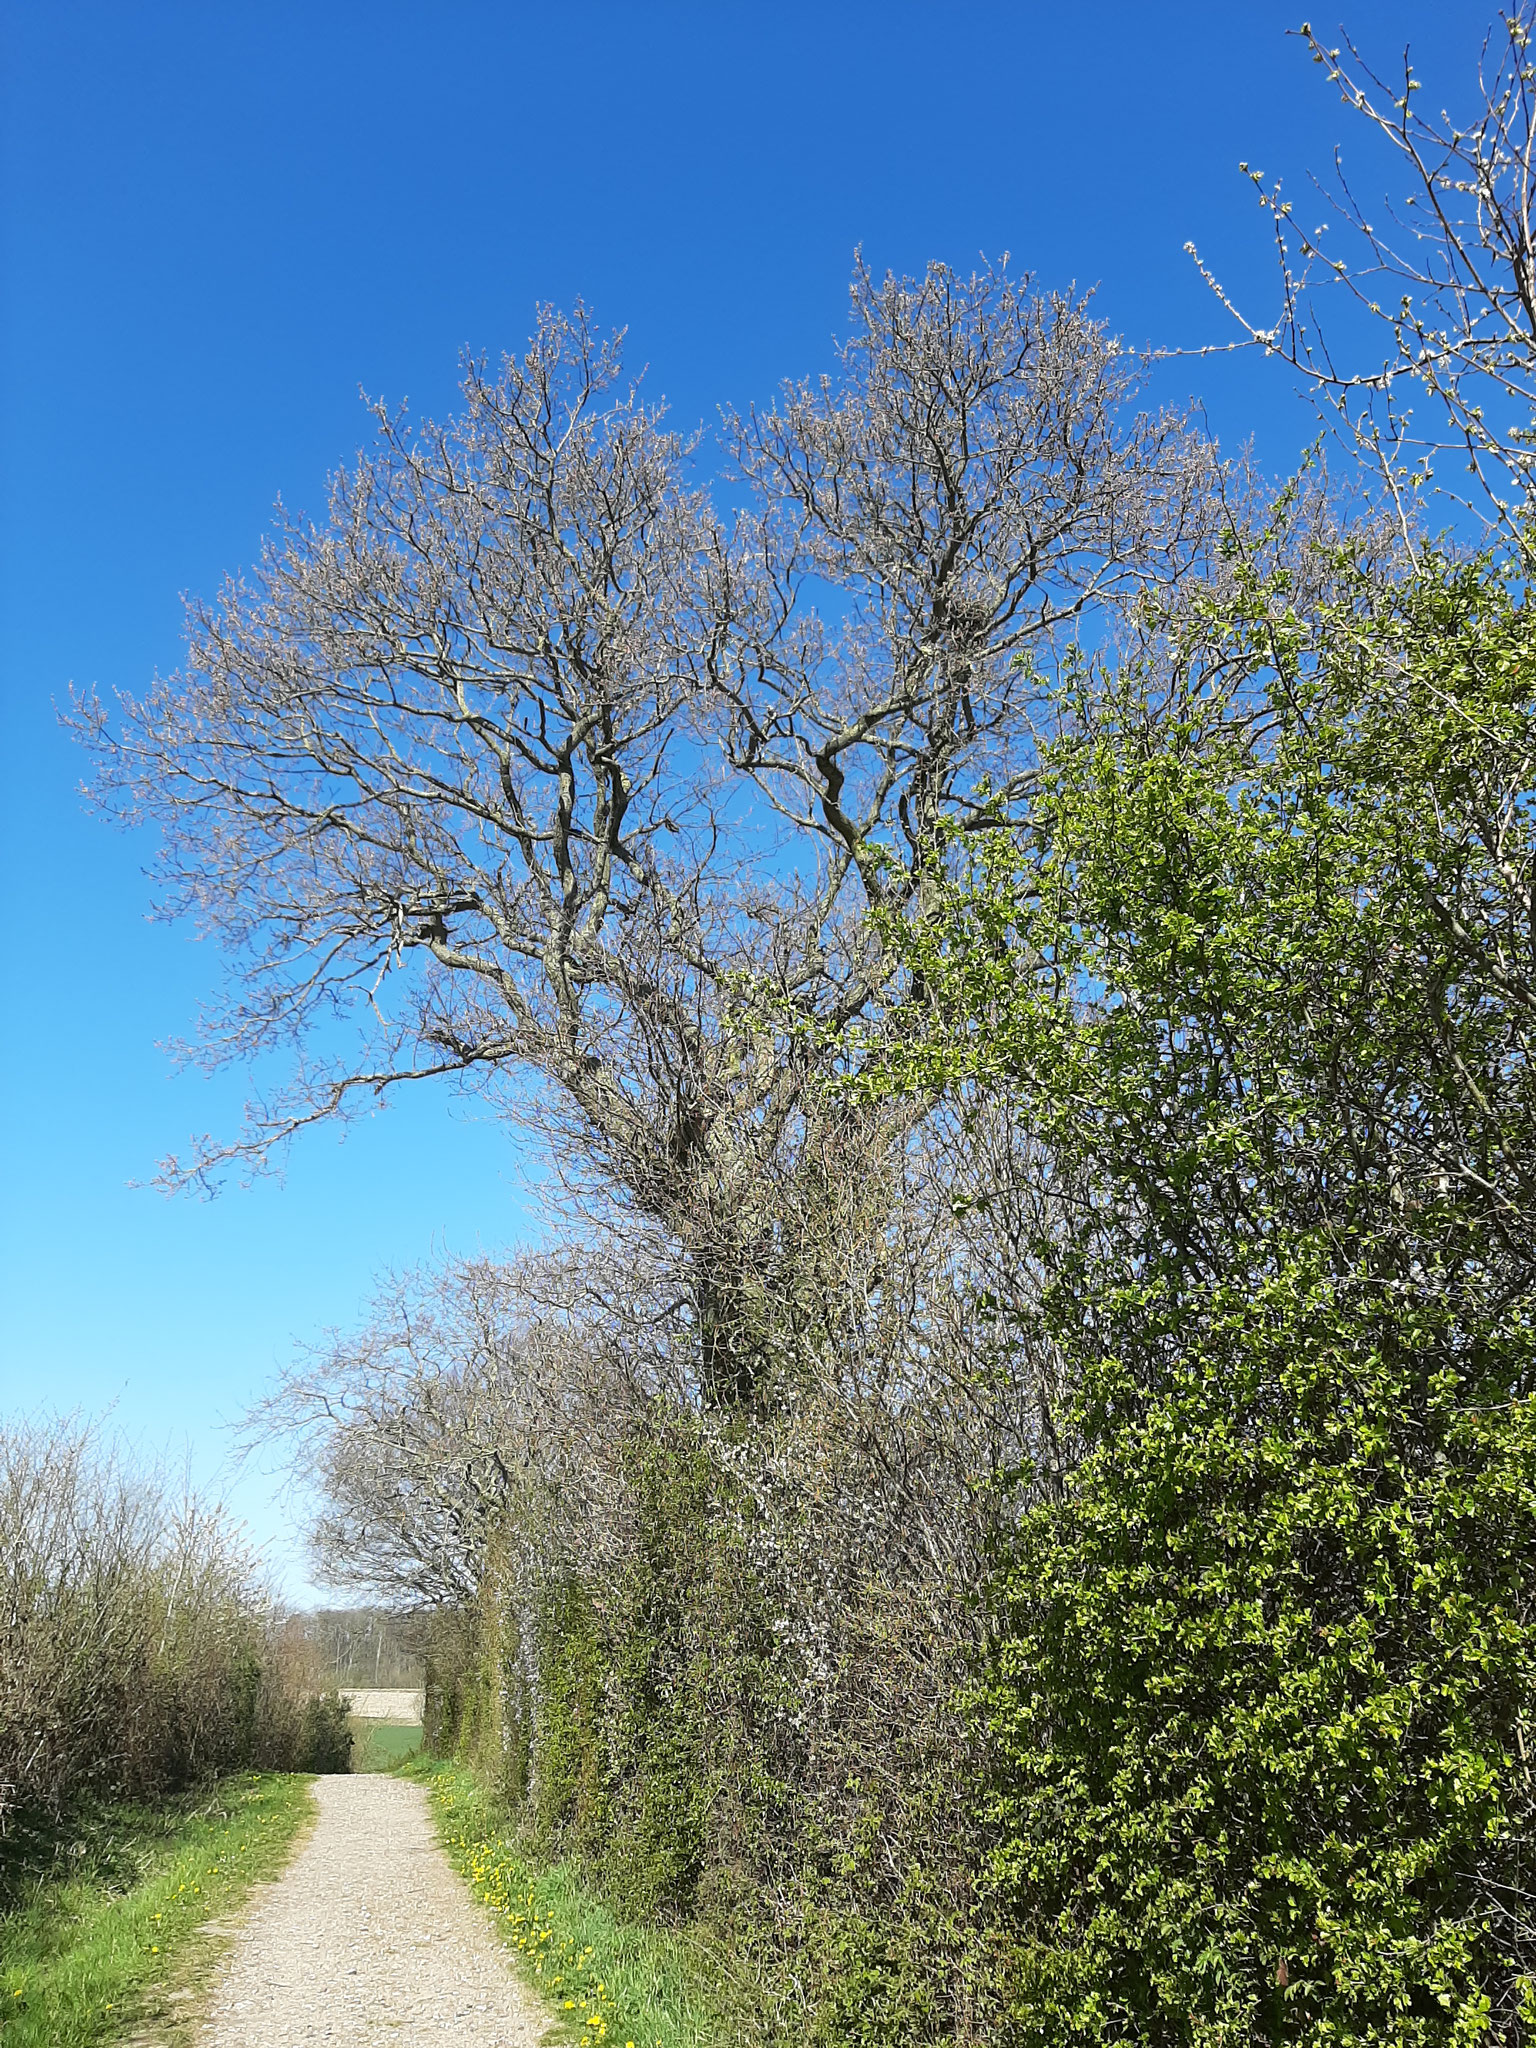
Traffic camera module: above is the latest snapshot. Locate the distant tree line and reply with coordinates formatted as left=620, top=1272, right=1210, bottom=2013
left=283, top=1607, right=426, bottom=1691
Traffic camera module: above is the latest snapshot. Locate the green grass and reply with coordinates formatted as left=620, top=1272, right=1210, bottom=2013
left=405, top=1756, right=744, bottom=2048
left=0, top=1773, right=313, bottom=2048
left=348, top=1719, right=423, bottom=1772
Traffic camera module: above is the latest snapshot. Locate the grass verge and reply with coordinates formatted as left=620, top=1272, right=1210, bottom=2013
left=0, top=1772, right=313, bottom=2048
left=405, top=1756, right=744, bottom=2048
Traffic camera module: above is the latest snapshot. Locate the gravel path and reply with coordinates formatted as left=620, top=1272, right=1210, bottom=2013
left=199, top=1774, right=551, bottom=2047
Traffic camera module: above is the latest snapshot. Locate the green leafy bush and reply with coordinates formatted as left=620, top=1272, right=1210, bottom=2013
left=990, top=1267, right=1534, bottom=2044
left=513, top=1418, right=784, bottom=1925
left=425, top=1406, right=1001, bottom=2042
left=888, top=549, right=1536, bottom=2042
left=296, top=1691, right=354, bottom=1775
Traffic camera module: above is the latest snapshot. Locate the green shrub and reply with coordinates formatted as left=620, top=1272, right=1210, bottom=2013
left=579, top=1424, right=767, bottom=1922
left=296, top=1691, right=354, bottom=1775
left=987, top=1266, right=1536, bottom=2044
left=425, top=1406, right=1001, bottom=2043
left=887, top=548, right=1536, bottom=2042
left=532, top=1578, right=609, bottom=1854
left=505, top=1417, right=785, bottom=1925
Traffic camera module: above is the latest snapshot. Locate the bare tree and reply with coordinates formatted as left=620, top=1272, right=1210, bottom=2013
left=1188, top=5, right=1536, bottom=551
left=259, top=1080, right=1052, bottom=1726
left=76, top=262, right=1231, bottom=1399
left=246, top=1253, right=654, bottom=1606
left=714, top=259, right=1225, bottom=899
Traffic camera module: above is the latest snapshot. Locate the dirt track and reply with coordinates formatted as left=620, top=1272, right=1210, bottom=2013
left=198, top=1774, right=549, bottom=2046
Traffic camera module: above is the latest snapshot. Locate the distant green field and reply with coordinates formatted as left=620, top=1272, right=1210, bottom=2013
left=347, top=1720, right=422, bottom=1772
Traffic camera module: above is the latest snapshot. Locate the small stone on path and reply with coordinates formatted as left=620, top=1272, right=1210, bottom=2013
left=198, top=1774, right=549, bottom=2046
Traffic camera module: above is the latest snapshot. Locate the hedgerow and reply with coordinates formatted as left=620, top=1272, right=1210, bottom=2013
left=888, top=549, right=1536, bottom=2041
left=0, top=1416, right=349, bottom=1857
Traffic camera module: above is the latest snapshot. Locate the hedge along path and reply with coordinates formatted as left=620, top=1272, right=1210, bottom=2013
left=197, top=1775, right=551, bottom=2047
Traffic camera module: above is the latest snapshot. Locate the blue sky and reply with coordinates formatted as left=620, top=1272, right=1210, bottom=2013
left=0, top=0, right=1492, bottom=1596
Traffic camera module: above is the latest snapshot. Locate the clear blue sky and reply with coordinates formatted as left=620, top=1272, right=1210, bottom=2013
left=0, top=0, right=1490, bottom=1597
